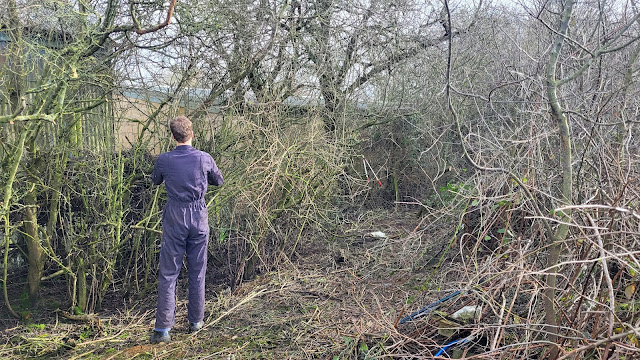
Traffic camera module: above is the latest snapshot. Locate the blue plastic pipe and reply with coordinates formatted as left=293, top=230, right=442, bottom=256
left=434, top=335, right=473, bottom=357
left=398, top=290, right=463, bottom=325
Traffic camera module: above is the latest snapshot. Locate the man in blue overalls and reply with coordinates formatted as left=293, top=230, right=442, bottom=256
left=150, top=116, right=223, bottom=344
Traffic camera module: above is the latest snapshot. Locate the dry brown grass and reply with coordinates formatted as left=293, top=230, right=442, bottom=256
left=3, top=197, right=639, bottom=360
left=0, top=209, right=449, bottom=359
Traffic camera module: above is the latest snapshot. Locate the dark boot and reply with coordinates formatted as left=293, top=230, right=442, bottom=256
left=150, top=330, right=171, bottom=344
left=189, top=321, right=204, bottom=333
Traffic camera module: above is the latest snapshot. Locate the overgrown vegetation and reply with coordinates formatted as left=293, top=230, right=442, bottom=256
left=1, top=0, right=639, bottom=359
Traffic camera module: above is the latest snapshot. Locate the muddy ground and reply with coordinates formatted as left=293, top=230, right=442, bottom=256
left=1, top=210, right=472, bottom=359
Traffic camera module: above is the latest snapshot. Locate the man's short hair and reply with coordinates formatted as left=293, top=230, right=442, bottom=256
left=170, top=116, right=192, bottom=143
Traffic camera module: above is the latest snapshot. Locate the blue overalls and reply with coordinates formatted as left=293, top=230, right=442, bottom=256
left=151, top=145, right=223, bottom=331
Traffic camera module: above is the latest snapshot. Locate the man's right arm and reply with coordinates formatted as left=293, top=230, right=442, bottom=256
left=206, top=155, right=223, bottom=186
left=152, top=156, right=164, bottom=185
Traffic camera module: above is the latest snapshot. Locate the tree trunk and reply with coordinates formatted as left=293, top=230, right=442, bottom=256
left=544, top=1, right=575, bottom=358
left=7, top=0, right=24, bottom=111
left=24, top=183, right=44, bottom=303
left=2, top=129, right=27, bottom=318
left=77, top=257, right=87, bottom=312
left=23, top=129, right=47, bottom=304
left=45, top=154, right=68, bottom=254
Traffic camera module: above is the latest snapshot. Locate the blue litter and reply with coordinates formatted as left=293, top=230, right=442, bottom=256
left=398, top=278, right=487, bottom=325
left=434, top=335, right=475, bottom=357
left=398, top=290, right=464, bottom=325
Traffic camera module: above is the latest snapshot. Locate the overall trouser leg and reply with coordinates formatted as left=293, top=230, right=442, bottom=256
left=186, top=207, right=208, bottom=324
left=186, top=232, right=208, bottom=323
left=155, top=206, right=188, bottom=330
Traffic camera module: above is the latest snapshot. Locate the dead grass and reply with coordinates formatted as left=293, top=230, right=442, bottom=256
left=0, top=209, right=461, bottom=359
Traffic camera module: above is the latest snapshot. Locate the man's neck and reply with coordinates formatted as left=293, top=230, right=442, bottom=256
left=176, top=139, right=192, bottom=147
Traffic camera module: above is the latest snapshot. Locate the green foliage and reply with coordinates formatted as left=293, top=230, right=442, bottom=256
left=439, top=181, right=472, bottom=204
left=27, top=323, right=45, bottom=331
left=79, top=328, right=91, bottom=341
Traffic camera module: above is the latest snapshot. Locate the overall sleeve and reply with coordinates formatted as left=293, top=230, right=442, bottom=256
left=206, top=154, right=223, bottom=186
left=152, top=156, right=164, bottom=185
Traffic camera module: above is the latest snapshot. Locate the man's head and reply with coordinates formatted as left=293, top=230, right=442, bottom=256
left=170, top=116, right=193, bottom=143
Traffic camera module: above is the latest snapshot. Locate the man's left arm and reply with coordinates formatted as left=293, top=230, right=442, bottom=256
left=152, top=156, right=164, bottom=185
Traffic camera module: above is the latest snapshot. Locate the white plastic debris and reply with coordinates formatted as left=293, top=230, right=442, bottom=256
left=452, top=305, right=482, bottom=321
left=366, top=231, right=387, bottom=239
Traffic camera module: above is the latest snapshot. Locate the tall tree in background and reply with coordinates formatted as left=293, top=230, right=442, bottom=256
left=302, top=0, right=457, bottom=132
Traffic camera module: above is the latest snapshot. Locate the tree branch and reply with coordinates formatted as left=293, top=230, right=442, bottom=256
left=132, top=0, right=178, bottom=35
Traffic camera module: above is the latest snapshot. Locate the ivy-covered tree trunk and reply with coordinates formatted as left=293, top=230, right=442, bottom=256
left=77, top=257, right=87, bottom=312
left=23, top=130, right=48, bottom=303
left=23, top=185, right=44, bottom=303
